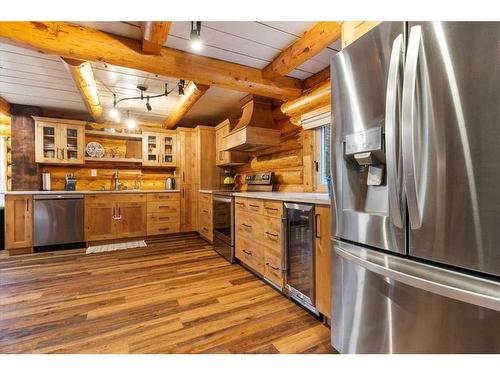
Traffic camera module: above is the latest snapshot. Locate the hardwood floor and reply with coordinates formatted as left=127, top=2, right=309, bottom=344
left=0, top=234, right=335, bottom=354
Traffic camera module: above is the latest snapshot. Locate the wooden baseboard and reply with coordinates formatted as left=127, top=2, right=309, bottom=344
left=8, top=247, right=33, bottom=256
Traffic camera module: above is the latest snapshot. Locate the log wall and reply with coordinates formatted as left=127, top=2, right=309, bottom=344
left=233, top=120, right=314, bottom=192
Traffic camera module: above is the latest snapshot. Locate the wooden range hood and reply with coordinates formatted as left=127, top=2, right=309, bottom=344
left=222, top=95, right=281, bottom=152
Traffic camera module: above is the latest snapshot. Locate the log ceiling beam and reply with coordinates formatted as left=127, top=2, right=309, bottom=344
left=0, top=96, right=10, bottom=117
left=141, top=21, right=171, bottom=55
left=303, top=67, right=330, bottom=90
left=280, top=80, right=330, bottom=120
left=262, top=22, right=341, bottom=80
left=0, top=96, right=11, bottom=126
left=0, top=22, right=302, bottom=101
left=164, top=82, right=210, bottom=129
left=61, top=57, right=104, bottom=123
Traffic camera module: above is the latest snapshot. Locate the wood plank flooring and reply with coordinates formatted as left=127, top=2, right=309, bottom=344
left=0, top=234, right=335, bottom=354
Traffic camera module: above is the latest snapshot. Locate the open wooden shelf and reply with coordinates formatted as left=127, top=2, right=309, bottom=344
left=85, top=157, right=143, bottom=163
left=85, top=130, right=142, bottom=140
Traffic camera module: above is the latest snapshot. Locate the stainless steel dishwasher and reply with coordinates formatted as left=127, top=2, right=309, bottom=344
left=33, top=194, right=85, bottom=247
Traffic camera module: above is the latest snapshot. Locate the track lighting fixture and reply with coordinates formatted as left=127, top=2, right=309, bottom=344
left=190, top=21, right=202, bottom=51
left=109, top=80, right=186, bottom=119
left=178, top=80, right=185, bottom=96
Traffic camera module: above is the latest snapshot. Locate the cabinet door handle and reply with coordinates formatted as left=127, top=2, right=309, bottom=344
left=203, top=209, right=209, bottom=213
left=236, top=202, right=245, bottom=206
left=241, top=223, right=252, bottom=228
left=266, top=262, right=279, bottom=271
left=249, top=204, right=259, bottom=208
left=315, top=213, right=320, bottom=239
left=242, top=249, right=252, bottom=255
left=26, top=199, right=29, bottom=213
left=182, top=172, right=185, bottom=182
left=159, top=205, right=170, bottom=209
left=265, top=207, right=279, bottom=211
left=265, top=231, right=278, bottom=238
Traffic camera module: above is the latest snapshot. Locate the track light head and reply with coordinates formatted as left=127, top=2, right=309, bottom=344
left=178, top=80, right=185, bottom=96
left=190, top=21, right=202, bottom=51
left=146, top=97, right=152, bottom=111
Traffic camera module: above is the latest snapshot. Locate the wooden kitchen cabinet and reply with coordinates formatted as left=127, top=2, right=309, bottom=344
left=177, top=126, right=219, bottom=233
left=5, top=195, right=33, bottom=250
left=85, top=202, right=117, bottom=241
left=85, top=193, right=147, bottom=241
left=341, top=21, right=381, bottom=49
left=116, top=201, right=147, bottom=238
left=142, top=131, right=177, bottom=167
left=198, top=192, right=213, bottom=242
left=146, top=192, right=180, bottom=236
left=235, top=198, right=285, bottom=289
left=34, top=117, right=85, bottom=164
left=215, top=119, right=247, bottom=167
left=314, top=205, right=332, bottom=318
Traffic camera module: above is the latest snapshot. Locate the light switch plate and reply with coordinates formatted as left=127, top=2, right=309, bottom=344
left=90, top=169, right=97, bottom=177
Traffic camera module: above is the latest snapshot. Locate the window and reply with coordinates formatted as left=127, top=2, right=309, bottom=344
left=314, top=124, right=331, bottom=192
left=301, top=107, right=331, bottom=192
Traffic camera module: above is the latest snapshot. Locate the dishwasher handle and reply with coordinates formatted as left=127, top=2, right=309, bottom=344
left=34, top=194, right=84, bottom=200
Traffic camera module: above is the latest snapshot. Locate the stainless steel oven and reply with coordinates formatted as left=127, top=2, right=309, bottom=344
left=213, top=192, right=235, bottom=263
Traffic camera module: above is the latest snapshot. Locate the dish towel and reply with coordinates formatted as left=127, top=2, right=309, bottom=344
left=86, top=240, right=147, bottom=254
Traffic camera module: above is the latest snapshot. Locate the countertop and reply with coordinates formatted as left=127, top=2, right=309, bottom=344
left=3, top=190, right=181, bottom=195
left=198, top=189, right=330, bottom=205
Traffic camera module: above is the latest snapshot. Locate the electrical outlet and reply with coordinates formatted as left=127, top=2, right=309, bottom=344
left=90, top=169, right=97, bottom=177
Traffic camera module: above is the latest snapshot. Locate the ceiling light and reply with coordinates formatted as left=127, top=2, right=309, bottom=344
left=125, top=112, right=137, bottom=129
left=126, top=118, right=137, bottom=129
left=190, top=21, right=202, bottom=51
left=146, top=97, right=152, bottom=111
left=178, top=80, right=185, bottom=96
left=108, top=107, right=119, bottom=119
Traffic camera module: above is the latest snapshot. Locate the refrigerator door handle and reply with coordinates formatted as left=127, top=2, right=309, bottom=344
left=335, top=244, right=500, bottom=312
left=385, top=33, right=404, bottom=228
left=402, top=25, right=423, bottom=229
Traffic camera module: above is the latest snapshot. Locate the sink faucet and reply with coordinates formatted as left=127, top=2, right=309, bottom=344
left=113, top=169, right=121, bottom=191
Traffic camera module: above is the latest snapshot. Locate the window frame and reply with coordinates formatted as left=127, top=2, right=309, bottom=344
left=313, top=124, right=330, bottom=193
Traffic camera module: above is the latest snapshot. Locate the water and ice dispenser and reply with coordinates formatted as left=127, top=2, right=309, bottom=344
left=344, top=127, right=385, bottom=186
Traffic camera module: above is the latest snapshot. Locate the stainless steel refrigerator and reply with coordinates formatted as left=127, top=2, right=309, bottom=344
left=330, top=22, right=500, bottom=353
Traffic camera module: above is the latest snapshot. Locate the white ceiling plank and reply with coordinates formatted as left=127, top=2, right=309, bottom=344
left=73, top=21, right=141, bottom=39
left=1, top=92, right=86, bottom=109
left=205, top=22, right=298, bottom=50
left=0, top=75, right=78, bottom=91
left=0, top=82, right=83, bottom=102
left=287, top=70, right=313, bottom=80
left=168, top=22, right=280, bottom=62
left=257, top=21, right=316, bottom=37
left=167, top=35, right=268, bottom=69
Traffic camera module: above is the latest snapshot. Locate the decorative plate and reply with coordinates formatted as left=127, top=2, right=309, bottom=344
left=86, top=142, right=105, bottom=158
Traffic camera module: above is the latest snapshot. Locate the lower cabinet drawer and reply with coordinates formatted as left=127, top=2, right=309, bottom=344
left=147, top=192, right=180, bottom=202
left=264, top=248, right=284, bottom=288
left=147, top=200, right=180, bottom=213
left=147, top=222, right=180, bottom=236
left=147, top=212, right=179, bottom=224
left=260, top=215, right=282, bottom=250
left=235, top=236, right=264, bottom=275
left=199, top=224, right=213, bottom=241
left=235, top=213, right=261, bottom=240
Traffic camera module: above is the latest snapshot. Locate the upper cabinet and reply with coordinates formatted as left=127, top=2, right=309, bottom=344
left=142, top=131, right=177, bottom=167
left=215, top=119, right=247, bottom=167
left=34, top=117, right=85, bottom=164
left=341, top=21, right=381, bottom=49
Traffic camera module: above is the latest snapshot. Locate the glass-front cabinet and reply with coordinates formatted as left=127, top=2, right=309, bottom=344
left=34, top=118, right=85, bottom=164
left=142, top=131, right=176, bottom=167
